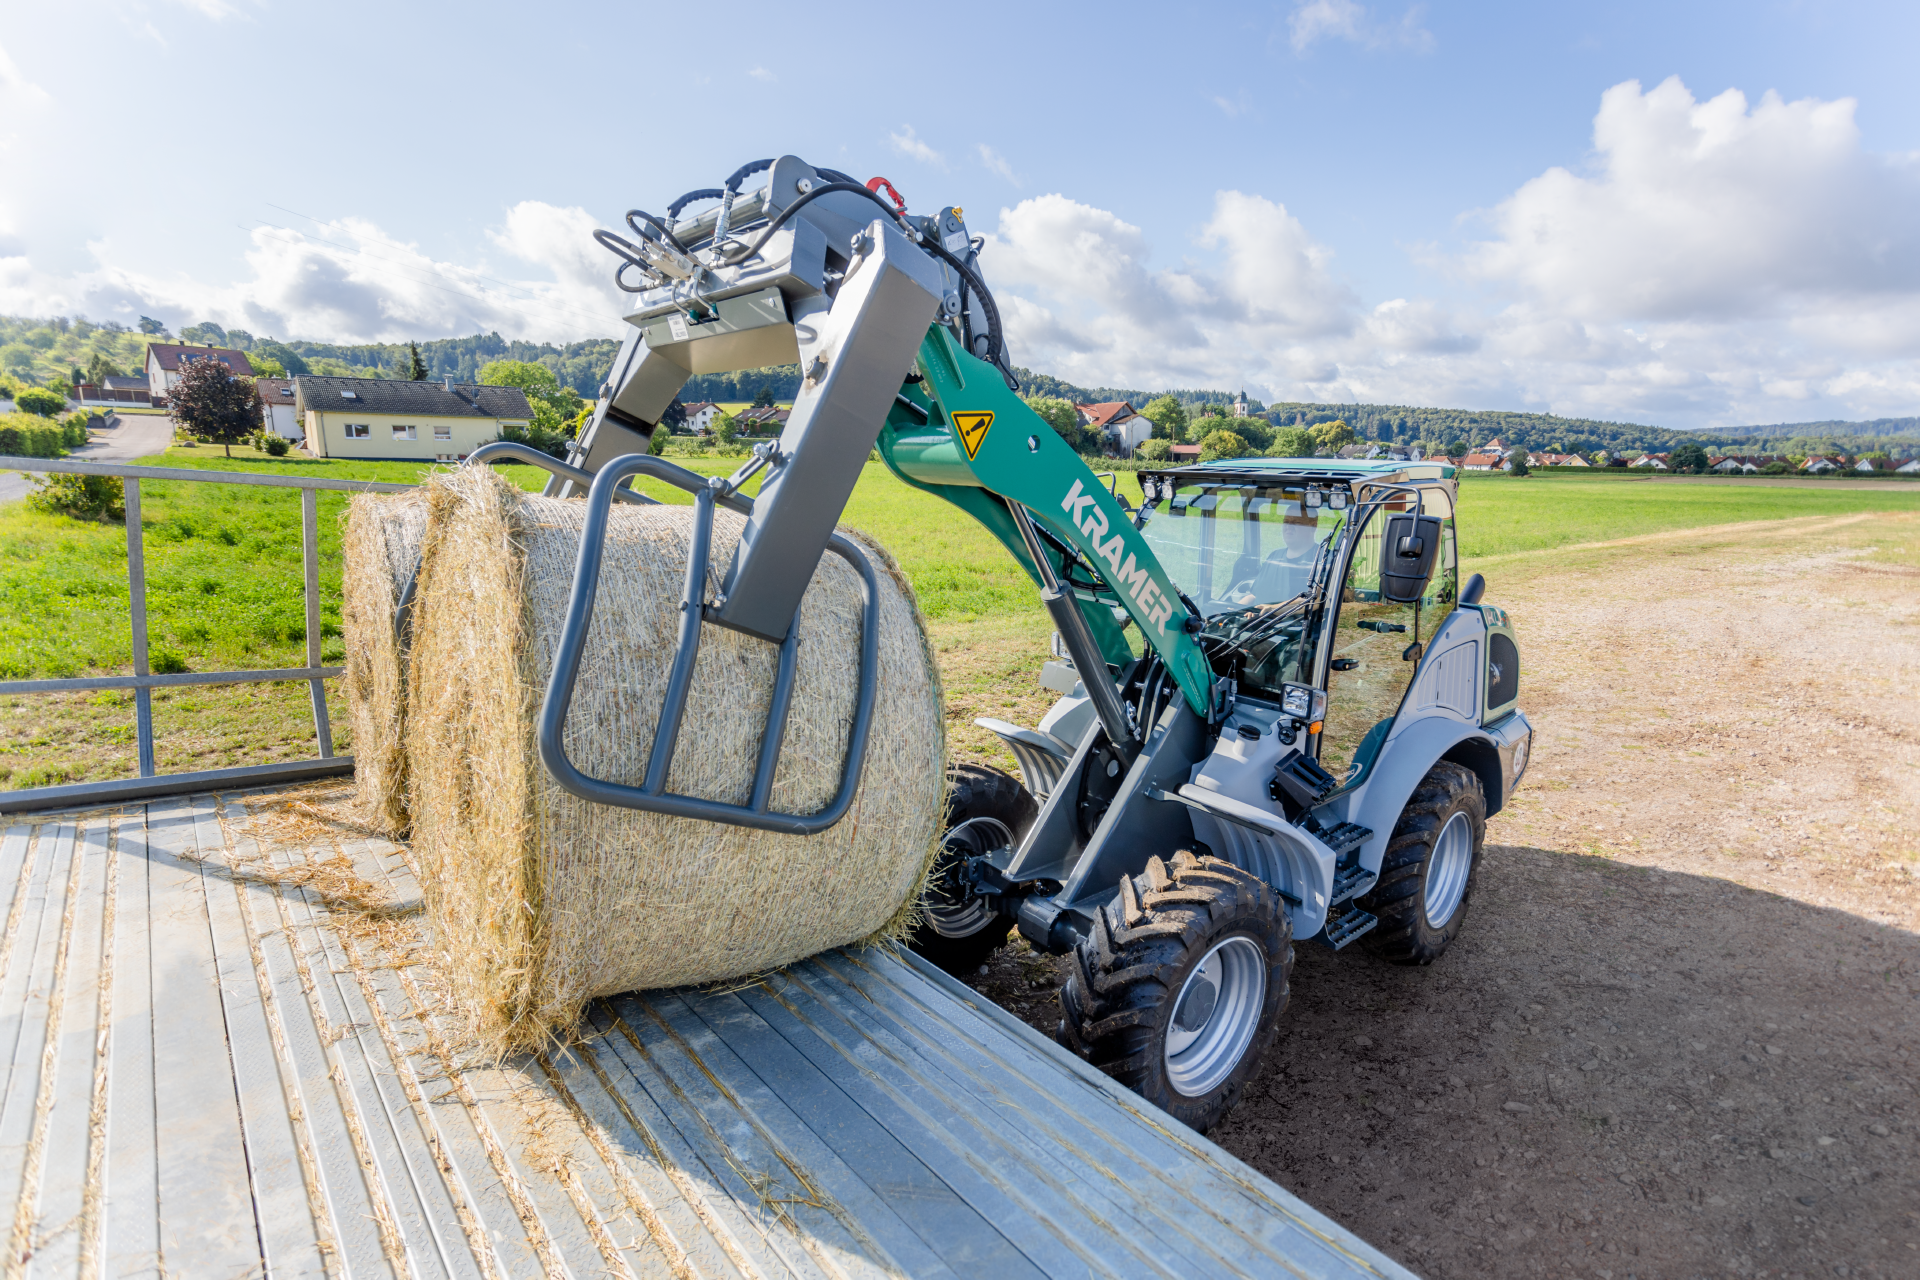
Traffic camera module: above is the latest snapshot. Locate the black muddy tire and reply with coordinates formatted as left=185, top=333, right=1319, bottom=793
left=1057, top=851, right=1291, bottom=1134
left=908, top=765, right=1038, bottom=974
left=1360, top=759, right=1487, bottom=966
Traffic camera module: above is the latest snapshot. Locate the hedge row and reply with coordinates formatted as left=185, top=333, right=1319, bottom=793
left=0, top=415, right=88, bottom=458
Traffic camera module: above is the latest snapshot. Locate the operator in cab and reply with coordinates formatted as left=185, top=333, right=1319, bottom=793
left=1226, top=509, right=1323, bottom=606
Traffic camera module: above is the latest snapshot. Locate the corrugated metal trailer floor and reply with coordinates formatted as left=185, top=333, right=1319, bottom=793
left=0, top=787, right=1416, bottom=1279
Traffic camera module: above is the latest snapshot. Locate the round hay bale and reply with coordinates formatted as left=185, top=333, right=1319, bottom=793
left=341, top=490, right=429, bottom=836
left=406, top=467, right=945, bottom=1055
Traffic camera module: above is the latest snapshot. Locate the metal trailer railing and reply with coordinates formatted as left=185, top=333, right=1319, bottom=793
left=0, top=455, right=415, bottom=814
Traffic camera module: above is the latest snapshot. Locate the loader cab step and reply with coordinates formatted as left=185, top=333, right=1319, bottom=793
left=1330, top=861, right=1372, bottom=905
left=1310, top=819, right=1372, bottom=860
left=1319, top=906, right=1379, bottom=950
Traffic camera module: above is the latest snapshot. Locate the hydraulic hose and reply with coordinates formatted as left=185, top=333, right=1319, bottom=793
left=668, top=188, right=724, bottom=219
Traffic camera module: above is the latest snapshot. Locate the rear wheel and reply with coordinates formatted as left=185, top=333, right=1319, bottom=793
left=1360, top=760, right=1487, bottom=965
left=909, top=765, right=1037, bottom=974
left=1058, top=851, right=1291, bottom=1134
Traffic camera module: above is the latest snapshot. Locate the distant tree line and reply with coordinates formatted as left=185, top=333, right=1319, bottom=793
left=4, top=313, right=1915, bottom=457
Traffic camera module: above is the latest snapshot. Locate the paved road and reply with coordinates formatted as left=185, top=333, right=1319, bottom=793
left=0, top=413, right=176, bottom=505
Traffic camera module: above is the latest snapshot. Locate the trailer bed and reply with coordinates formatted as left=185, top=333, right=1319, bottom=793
left=0, top=787, right=1413, bottom=1278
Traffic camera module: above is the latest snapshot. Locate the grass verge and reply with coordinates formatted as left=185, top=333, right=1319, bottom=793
left=3, top=450, right=1916, bottom=789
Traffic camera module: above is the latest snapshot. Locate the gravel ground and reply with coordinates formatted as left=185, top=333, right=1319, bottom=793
left=963, top=511, right=1920, bottom=1280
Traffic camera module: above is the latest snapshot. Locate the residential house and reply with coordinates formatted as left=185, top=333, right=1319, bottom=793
left=1482, top=437, right=1509, bottom=455
left=1169, top=443, right=1202, bottom=463
left=145, top=342, right=254, bottom=404
left=1854, top=457, right=1881, bottom=473
left=1459, top=452, right=1509, bottom=471
left=1631, top=453, right=1670, bottom=469
left=739, top=405, right=789, bottom=431
left=294, top=375, right=532, bottom=462
left=1802, top=456, right=1839, bottom=474
left=1076, top=400, right=1153, bottom=454
left=1896, top=458, right=1920, bottom=475
left=75, top=376, right=153, bottom=407
left=681, top=401, right=721, bottom=433
left=1529, top=452, right=1589, bottom=467
left=256, top=377, right=301, bottom=439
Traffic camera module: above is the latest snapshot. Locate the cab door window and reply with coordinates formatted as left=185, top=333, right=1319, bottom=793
left=1317, top=485, right=1456, bottom=786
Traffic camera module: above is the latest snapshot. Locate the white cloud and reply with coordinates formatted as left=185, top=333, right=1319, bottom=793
left=0, top=203, right=626, bottom=344
left=1288, top=0, right=1433, bottom=54
left=169, top=0, right=247, bottom=19
left=975, top=81, right=1920, bottom=428
left=0, top=41, right=50, bottom=112
left=887, top=125, right=943, bottom=167
left=981, top=191, right=1356, bottom=391
left=976, top=144, right=1020, bottom=185
left=1211, top=92, right=1251, bottom=118
left=748, top=66, right=776, bottom=82
left=1457, top=77, right=1920, bottom=328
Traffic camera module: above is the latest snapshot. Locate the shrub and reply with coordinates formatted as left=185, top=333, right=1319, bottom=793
left=14, top=387, right=65, bottom=418
left=6, top=423, right=66, bottom=458
left=149, top=647, right=189, bottom=675
left=25, top=472, right=126, bottom=521
left=1135, top=438, right=1172, bottom=462
left=1268, top=426, right=1315, bottom=457
left=60, top=415, right=88, bottom=448
left=1199, top=429, right=1249, bottom=462
left=262, top=434, right=290, bottom=456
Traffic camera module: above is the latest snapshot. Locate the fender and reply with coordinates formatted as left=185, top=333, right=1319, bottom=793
left=1324, top=714, right=1505, bottom=875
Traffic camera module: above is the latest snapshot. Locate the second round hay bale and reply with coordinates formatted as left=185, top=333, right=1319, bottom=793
left=341, top=490, right=429, bottom=835
left=406, top=467, right=945, bottom=1055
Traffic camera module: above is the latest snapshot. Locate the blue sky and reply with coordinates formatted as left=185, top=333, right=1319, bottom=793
left=3, top=0, right=1917, bottom=428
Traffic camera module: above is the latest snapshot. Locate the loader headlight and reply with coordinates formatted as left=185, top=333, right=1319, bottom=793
left=1279, top=682, right=1326, bottom=723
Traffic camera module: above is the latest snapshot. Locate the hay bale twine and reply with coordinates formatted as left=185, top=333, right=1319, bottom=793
left=406, top=467, right=945, bottom=1055
left=341, top=490, right=429, bottom=835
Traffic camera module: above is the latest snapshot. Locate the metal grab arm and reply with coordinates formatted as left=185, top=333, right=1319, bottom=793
left=463, top=441, right=662, bottom=505
left=535, top=453, right=881, bottom=835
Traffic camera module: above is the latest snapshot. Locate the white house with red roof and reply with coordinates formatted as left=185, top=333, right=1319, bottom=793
left=1075, top=400, right=1153, bottom=453
left=144, top=342, right=254, bottom=404
left=680, top=401, right=721, bottom=433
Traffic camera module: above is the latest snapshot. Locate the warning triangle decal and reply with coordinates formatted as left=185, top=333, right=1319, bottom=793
left=953, top=411, right=994, bottom=459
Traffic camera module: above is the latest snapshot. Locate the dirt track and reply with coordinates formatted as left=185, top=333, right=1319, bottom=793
left=965, top=511, right=1920, bottom=1280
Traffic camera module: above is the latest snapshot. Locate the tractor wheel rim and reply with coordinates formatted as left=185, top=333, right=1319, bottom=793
left=925, top=816, right=1013, bottom=939
left=1424, top=811, right=1473, bottom=928
left=1164, top=935, right=1267, bottom=1097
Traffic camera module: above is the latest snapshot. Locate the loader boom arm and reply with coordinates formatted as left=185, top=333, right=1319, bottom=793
left=539, top=153, right=1216, bottom=827
left=880, top=326, right=1216, bottom=717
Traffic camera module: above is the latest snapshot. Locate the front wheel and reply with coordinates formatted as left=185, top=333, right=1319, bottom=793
left=908, top=765, right=1037, bottom=974
left=1058, top=852, right=1292, bottom=1134
left=1360, top=759, right=1487, bottom=965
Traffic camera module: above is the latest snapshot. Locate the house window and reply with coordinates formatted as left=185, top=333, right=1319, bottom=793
left=435, top=453, right=456, bottom=463
left=392, top=424, right=417, bottom=440
left=433, top=424, right=451, bottom=440
left=345, top=423, right=370, bottom=439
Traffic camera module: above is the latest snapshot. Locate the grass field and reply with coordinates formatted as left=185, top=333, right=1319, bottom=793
left=3, top=450, right=1917, bottom=790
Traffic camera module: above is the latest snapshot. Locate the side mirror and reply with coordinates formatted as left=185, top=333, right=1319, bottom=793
left=1379, top=513, right=1442, bottom=602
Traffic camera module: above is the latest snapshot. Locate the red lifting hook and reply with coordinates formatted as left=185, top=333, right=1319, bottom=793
left=865, top=176, right=907, bottom=212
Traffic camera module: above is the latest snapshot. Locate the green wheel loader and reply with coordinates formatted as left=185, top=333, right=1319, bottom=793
left=498, top=153, right=1532, bottom=1134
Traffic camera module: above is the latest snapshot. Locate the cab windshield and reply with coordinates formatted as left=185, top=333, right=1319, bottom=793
left=1140, top=481, right=1352, bottom=697
left=1140, top=482, right=1350, bottom=616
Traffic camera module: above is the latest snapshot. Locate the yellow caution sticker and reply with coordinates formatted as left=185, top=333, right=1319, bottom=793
left=953, top=411, right=994, bottom=459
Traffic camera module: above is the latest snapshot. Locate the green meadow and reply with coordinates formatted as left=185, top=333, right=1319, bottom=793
left=2, top=448, right=1916, bottom=789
